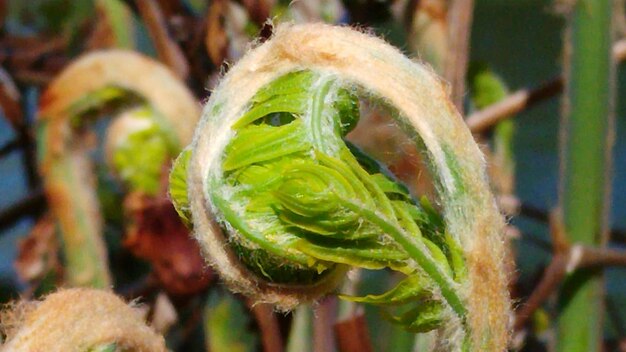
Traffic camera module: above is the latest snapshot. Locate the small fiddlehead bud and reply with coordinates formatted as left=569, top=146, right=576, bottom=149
left=0, top=288, right=166, bottom=351
left=104, top=106, right=177, bottom=196
left=171, top=24, right=510, bottom=350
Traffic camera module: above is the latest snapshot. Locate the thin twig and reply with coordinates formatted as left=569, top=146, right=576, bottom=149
left=467, top=78, right=562, bottom=133
left=0, top=190, right=46, bottom=232
left=135, top=0, right=189, bottom=79
left=445, top=0, right=474, bottom=112
left=508, top=197, right=626, bottom=245
left=514, top=253, right=568, bottom=330
left=514, top=209, right=626, bottom=331
left=0, top=36, right=67, bottom=69
left=0, top=139, right=18, bottom=157
left=467, top=38, right=626, bottom=133
left=12, top=70, right=56, bottom=85
left=20, top=87, right=40, bottom=189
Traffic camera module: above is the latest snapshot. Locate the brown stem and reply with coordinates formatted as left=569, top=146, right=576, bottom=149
left=579, top=246, right=626, bottom=268
left=514, top=253, right=568, bottom=330
left=247, top=301, right=284, bottom=352
left=466, top=38, right=626, bottom=133
left=445, top=0, right=474, bottom=112
left=135, top=0, right=189, bottom=79
left=334, top=309, right=373, bottom=352
left=13, top=70, right=56, bottom=85
left=467, top=77, right=563, bottom=133
left=514, top=245, right=626, bottom=330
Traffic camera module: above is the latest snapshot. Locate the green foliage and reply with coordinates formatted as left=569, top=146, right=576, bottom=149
left=204, top=290, right=258, bottom=352
left=88, top=343, right=119, bottom=352
left=467, top=63, right=508, bottom=109
left=109, top=108, right=175, bottom=195
left=341, top=274, right=432, bottom=306
left=66, top=87, right=179, bottom=195
left=172, top=70, right=469, bottom=332
left=169, top=148, right=192, bottom=227
left=384, top=301, right=445, bottom=333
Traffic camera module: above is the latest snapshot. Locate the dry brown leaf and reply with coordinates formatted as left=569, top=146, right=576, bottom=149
left=14, top=214, right=60, bottom=284
left=124, top=192, right=212, bottom=296
left=0, top=66, right=22, bottom=129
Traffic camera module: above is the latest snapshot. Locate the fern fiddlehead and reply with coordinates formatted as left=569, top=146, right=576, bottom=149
left=171, top=24, right=510, bottom=350
left=37, top=50, right=201, bottom=289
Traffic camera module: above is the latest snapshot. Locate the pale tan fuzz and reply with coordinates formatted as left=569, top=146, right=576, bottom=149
left=188, top=23, right=510, bottom=350
left=39, top=50, right=199, bottom=145
left=0, top=288, right=166, bottom=351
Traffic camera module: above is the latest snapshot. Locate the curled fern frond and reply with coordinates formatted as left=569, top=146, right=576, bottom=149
left=38, top=50, right=200, bottom=287
left=171, top=24, right=509, bottom=351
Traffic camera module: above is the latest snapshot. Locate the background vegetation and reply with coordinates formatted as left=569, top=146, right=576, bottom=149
left=0, top=0, right=624, bottom=351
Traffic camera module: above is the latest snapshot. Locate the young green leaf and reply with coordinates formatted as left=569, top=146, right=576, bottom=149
left=340, top=274, right=432, bottom=306
left=169, top=147, right=192, bottom=228
left=384, top=301, right=445, bottom=333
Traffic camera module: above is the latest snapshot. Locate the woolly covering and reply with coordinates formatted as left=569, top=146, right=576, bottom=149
left=186, top=23, right=510, bottom=350
left=0, top=288, right=166, bottom=351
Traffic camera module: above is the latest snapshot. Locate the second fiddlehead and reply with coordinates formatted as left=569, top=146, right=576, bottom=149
left=37, top=50, right=201, bottom=289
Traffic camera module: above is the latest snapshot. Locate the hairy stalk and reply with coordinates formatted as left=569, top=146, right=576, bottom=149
left=557, top=1, right=615, bottom=351
left=0, top=288, right=166, bottom=351
left=37, top=50, right=199, bottom=287
left=172, top=24, right=509, bottom=351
